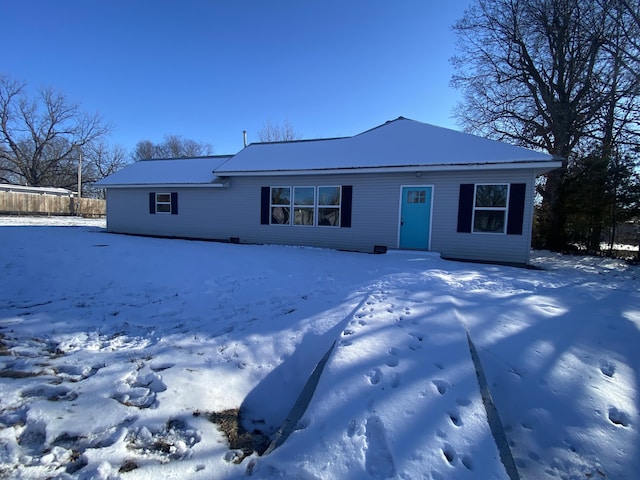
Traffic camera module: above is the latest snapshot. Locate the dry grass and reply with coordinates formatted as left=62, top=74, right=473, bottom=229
left=119, top=459, right=138, bottom=473
left=0, top=334, right=10, bottom=356
left=0, top=370, right=40, bottom=379
left=204, top=409, right=271, bottom=464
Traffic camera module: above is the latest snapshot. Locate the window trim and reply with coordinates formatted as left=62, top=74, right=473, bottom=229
left=293, top=186, right=316, bottom=227
left=155, top=192, right=172, bottom=215
left=471, top=183, right=510, bottom=235
left=267, top=185, right=344, bottom=227
left=457, top=183, right=526, bottom=236
left=317, top=185, right=342, bottom=228
left=269, top=186, right=292, bottom=226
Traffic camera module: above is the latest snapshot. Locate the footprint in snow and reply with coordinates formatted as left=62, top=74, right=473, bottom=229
left=448, top=409, right=463, bottom=427
left=608, top=407, right=630, bottom=427
left=461, top=454, right=474, bottom=470
left=432, top=379, right=450, bottom=395
left=442, top=443, right=457, bottom=465
left=364, top=416, right=396, bottom=479
left=55, top=364, right=101, bottom=382
left=150, top=362, right=175, bottom=372
left=367, top=368, right=383, bottom=385
left=442, top=443, right=473, bottom=470
left=386, top=348, right=399, bottom=367
left=114, top=370, right=166, bottom=409
left=599, top=360, right=616, bottom=377
left=408, top=331, right=425, bottom=342
left=21, top=384, right=78, bottom=402
left=17, top=420, right=47, bottom=456
left=386, top=357, right=399, bottom=367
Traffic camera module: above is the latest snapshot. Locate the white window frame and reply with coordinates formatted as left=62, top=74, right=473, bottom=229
left=267, top=185, right=343, bottom=227
left=472, top=183, right=509, bottom=234
left=269, top=186, right=292, bottom=225
left=156, top=192, right=172, bottom=214
left=317, top=185, right=342, bottom=227
left=293, top=186, right=316, bottom=227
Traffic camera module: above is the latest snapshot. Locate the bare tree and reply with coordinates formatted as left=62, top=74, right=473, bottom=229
left=132, top=134, right=214, bottom=160
left=616, top=0, right=640, bottom=66
left=257, top=120, right=301, bottom=143
left=0, top=145, right=12, bottom=184
left=133, top=140, right=155, bottom=161
left=451, top=0, right=639, bottom=251
left=83, top=142, right=129, bottom=197
left=0, top=74, right=111, bottom=189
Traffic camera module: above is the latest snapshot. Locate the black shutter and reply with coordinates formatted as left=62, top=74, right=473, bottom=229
left=341, top=185, right=353, bottom=228
left=149, top=192, right=156, bottom=214
left=507, top=183, right=526, bottom=235
left=260, top=187, right=270, bottom=225
left=457, top=184, right=474, bottom=233
left=170, top=192, right=178, bottom=215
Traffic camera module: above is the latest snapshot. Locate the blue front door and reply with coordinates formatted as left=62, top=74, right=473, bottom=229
left=399, top=186, right=432, bottom=250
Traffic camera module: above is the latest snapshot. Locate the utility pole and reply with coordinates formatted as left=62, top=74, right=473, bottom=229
left=77, top=149, right=82, bottom=217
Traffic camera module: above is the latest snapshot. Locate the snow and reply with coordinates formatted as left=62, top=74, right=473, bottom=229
left=94, top=157, right=231, bottom=187
left=217, top=118, right=558, bottom=174
left=0, top=216, right=638, bottom=480
left=0, top=185, right=75, bottom=196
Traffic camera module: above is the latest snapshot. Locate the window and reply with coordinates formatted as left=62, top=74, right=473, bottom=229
left=262, top=185, right=348, bottom=227
left=457, top=183, right=526, bottom=235
left=318, top=186, right=341, bottom=227
left=407, top=189, right=426, bottom=204
left=149, top=192, right=178, bottom=215
left=294, top=187, right=315, bottom=226
left=473, top=184, right=508, bottom=233
left=270, top=187, right=291, bottom=225
left=156, top=193, right=172, bottom=213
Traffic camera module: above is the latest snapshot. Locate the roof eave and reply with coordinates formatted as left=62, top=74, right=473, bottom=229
left=215, top=160, right=563, bottom=177
left=95, top=181, right=229, bottom=189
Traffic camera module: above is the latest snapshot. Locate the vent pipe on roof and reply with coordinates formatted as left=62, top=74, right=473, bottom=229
left=243, top=130, right=247, bottom=148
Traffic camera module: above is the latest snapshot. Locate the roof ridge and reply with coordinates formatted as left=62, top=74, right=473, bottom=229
left=246, top=117, right=414, bottom=147
left=140, top=154, right=233, bottom=161
left=353, top=116, right=412, bottom=137
left=249, top=136, right=348, bottom=147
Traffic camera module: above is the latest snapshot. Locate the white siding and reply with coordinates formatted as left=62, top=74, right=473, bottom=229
left=105, top=168, right=537, bottom=264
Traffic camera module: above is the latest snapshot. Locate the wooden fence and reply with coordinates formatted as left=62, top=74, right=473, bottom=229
left=0, top=191, right=105, bottom=217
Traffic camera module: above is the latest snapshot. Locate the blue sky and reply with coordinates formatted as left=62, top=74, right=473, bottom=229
left=3, top=1, right=471, bottom=155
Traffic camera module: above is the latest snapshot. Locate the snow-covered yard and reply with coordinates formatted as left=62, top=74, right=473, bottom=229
left=0, top=216, right=638, bottom=479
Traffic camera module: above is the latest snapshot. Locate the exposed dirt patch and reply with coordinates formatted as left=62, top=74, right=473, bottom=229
left=0, top=370, right=41, bottom=378
left=119, top=459, right=138, bottom=473
left=203, top=408, right=270, bottom=463
left=0, top=333, right=12, bottom=356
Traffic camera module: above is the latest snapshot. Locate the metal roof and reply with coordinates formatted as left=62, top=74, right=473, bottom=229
left=215, top=117, right=561, bottom=175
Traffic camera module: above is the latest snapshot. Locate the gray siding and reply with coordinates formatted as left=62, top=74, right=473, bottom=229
left=105, top=168, right=537, bottom=264
left=428, top=170, right=535, bottom=264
